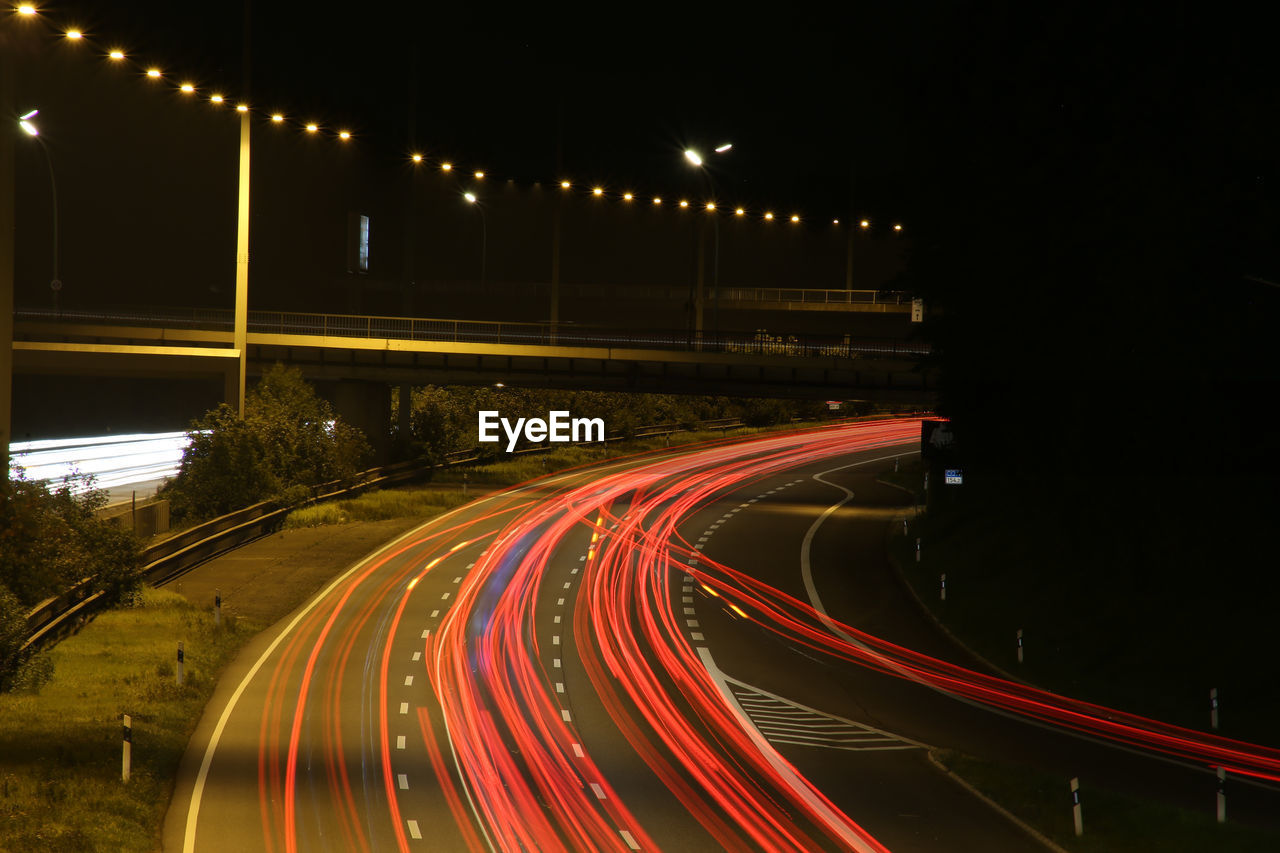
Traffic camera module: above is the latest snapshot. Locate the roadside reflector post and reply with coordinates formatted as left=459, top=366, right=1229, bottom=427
left=1217, top=767, right=1226, bottom=823
left=1210, top=687, right=1219, bottom=730
left=915, top=537, right=921, bottom=563
left=1070, top=777, right=1083, bottom=836
left=176, top=641, right=185, bottom=686
left=1016, top=629, right=1024, bottom=663
left=122, top=714, right=132, bottom=783
left=902, top=517, right=908, bottom=536
left=214, top=589, right=222, bottom=627
left=894, top=457, right=899, bottom=472
left=940, top=573, right=947, bottom=601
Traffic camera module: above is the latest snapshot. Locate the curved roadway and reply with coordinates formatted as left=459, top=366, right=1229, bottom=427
left=165, top=419, right=1280, bottom=852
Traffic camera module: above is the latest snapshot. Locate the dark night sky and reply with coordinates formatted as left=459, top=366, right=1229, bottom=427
left=27, top=1, right=930, bottom=224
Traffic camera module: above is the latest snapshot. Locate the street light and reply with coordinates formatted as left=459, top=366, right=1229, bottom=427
left=463, top=191, right=487, bottom=285
left=683, top=142, right=732, bottom=344
left=17, top=109, right=61, bottom=311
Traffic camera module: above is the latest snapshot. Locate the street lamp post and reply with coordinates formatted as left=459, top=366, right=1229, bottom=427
left=684, top=144, right=731, bottom=348
left=464, top=191, right=487, bottom=285
left=18, top=110, right=61, bottom=312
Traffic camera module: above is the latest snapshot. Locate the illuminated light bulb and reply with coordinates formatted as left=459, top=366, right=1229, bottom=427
left=622, top=192, right=633, bottom=201
left=860, top=219, right=870, bottom=228
left=715, top=142, right=733, bottom=153
left=464, top=192, right=477, bottom=203
left=210, top=94, right=224, bottom=104
left=679, top=200, right=689, bottom=208
left=764, top=212, right=774, bottom=220
left=338, top=130, right=351, bottom=140
left=441, top=162, right=453, bottom=171
left=474, top=170, right=484, bottom=178
left=592, top=187, right=604, bottom=196
left=108, top=50, right=125, bottom=60
left=236, top=104, right=249, bottom=113
left=411, top=153, right=423, bottom=163
left=791, top=214, right=800, bottom=223
left=652, top=197, right=662, bottom=205
left=833, top=218, right=840, bottom=224
left=705, top=202, right=716, bottom=211
left=271, top=114, right=283, bottom=122
left=179, top=83, right=195, bottom=93
left=146, top=68, right=161, bottom=78
left=17, top=4, right=35, bottom=14
left=560, top=180, right=570, bottom=189
left=305, top=123, right=318, bottom=132
left=684, top=149, right=702, bottom=166
left=893, top=223, right=903, bottom=231
left=735, top=207, right=745, bottom=216
left=65, top=29, right=82, bottom=39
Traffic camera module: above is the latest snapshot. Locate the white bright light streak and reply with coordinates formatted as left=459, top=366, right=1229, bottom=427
left=715, top=142, right=732, bottom=152
left=19, top=109, right=38, bottom=120
left=9, top=431, right=196, bottom=493
left=684, top=149, right=703, bottom=166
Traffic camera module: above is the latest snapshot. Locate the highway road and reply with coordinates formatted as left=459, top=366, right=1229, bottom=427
left=165, top=419, right=1280, bottom=852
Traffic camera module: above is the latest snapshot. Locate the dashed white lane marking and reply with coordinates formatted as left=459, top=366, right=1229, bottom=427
left=453, top=576, right=462, bottom=584
left=404, top=675, right=414, bottom=686
left=398, top=773, right=409, bottom=790
left=554, top=615, right=562, bottom=624
left=421, top=628, right=430, bottom=638
left=572, top=743, right=584, bottom=758
left=682, top=596, right=693, bottom=604
left=557, top=597, right=565, bottom=605
left=563, top=582, right=572, bottom=589
left=396, top=735, right=406, bottom=749
left=553, top=635, right=561, bottom=645
left=620, top=829, right=641, bottom=850
left=571, top=567, right=580, bottom=574
left=693, top=544, right=704, bottom=550
left=579, top=555, right=586, bottom=562
left=748, top=498, right=758, bottom=503
left=691, top=632, right=705, bottom=641
left=683, top=607, right=695, bottom=615
left=441, top=592, right=451, bottom=600
left=412, top=651, right=421, bottom=661
left=556, top=682, right=565, bottom=693
left=399, top=702, right=409, bottom=715
left=407, top=820, right=422, bottom=840
left=465, top=562, right=475, bottom=569
left=687, top=619, right=699, bottom=627
left=738, top=503, right=749, bottom=509
left=697, top=536, right=709, bottom=543
left=554, top=658, right=561, bottom=668
left=562, top=709, right=572, bottom=722
left=590, top=782, right=607, bottom=799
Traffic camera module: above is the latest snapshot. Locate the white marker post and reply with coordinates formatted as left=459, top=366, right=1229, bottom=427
left=894, top=457, right=899, bottom=473
left=1217, top=767, right=1226, bottom=823
left=214, top=589, right=222, bottom=628
left=1016, top=629, right=1024, bottom=663
left=122, top=714, right=132, bottom=783
left=1070, top=777, right=1083, bottom=836
left=940, top=573, right=947, bottom=601
left=915, top=537, right=921, bottom=563
left=1210, top=687, right=1219, bottom=730
left=903, top=517, right=908, bottom=536
left=176, top=641, right=185, bottom=686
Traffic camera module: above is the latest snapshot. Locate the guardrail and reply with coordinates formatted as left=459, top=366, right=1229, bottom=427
left=15, top=419, right=751, bottom=655
left=16, top=307, right=930, bottom=359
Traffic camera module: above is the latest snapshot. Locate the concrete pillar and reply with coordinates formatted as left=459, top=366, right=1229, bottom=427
left=397, top=382, right=413, bottom=456
left=330, top=380, right=393, bottom=466
left=1, top=40, right=14, bottom=482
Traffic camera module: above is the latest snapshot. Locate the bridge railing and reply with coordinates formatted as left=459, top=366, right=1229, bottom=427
left=16, top=307, right=930, bottom=358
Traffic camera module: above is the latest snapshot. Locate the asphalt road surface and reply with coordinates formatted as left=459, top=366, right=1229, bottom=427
left=164, top=419, right=1280, bottom=852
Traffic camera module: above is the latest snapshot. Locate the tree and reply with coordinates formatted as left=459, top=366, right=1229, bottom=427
left=163, top=365, right=372, bottom=520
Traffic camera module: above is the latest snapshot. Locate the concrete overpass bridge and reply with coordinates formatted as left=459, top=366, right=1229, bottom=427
left=11, top=306, right=932, bottom=459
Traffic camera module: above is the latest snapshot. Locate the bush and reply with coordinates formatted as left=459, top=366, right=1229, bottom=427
left=162, top=365, right=372, bottom=521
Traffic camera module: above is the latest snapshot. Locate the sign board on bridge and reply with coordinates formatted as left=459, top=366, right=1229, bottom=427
left=945, top=468, right=963, bottom=485
left=911, top=298, right=925, bottom=323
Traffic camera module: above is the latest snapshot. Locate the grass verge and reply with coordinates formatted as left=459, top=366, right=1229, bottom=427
left=0, top=588, right=254, bottom=853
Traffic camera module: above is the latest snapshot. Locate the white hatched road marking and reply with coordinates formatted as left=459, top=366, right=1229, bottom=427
left=728, top=683, right=924, bottom=752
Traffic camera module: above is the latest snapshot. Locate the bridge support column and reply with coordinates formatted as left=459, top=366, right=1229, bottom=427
left=396, top=382, right=413, bottom=458
left=1, top=43, right=13, bottom=481
left=330, top=380, right=393, bottom=466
